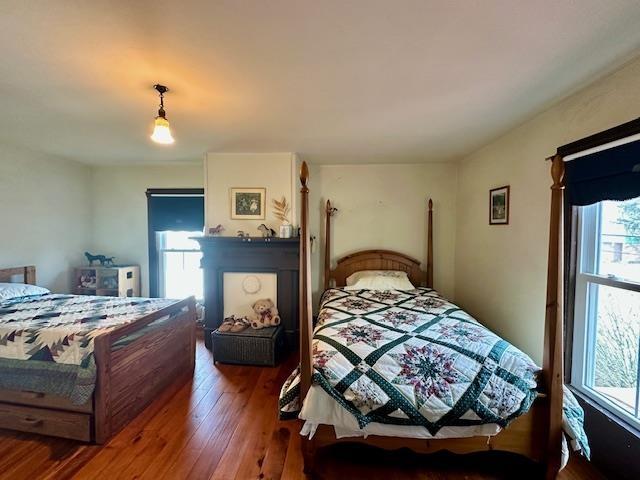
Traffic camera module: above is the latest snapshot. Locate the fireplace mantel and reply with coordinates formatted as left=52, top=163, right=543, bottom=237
left=195, top=236, right=300, bottom=349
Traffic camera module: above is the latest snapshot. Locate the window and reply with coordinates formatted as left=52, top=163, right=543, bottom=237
left=157, top=231, right=203, bottom=300
left=571, top=197, right=640, bottom=428
left=146, top=189, right=204, bottom=297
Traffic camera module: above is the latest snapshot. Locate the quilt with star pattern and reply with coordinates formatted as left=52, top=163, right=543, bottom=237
left=280, top=287, right=541, bottom=434
left=0, top=293, right=176, bottom=366
left=0, top=293, right=177, bottom=403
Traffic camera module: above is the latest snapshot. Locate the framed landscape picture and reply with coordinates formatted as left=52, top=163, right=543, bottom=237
left=489, top=185, right=510, bottom=225
left=230, top=187, right=266, bottom=219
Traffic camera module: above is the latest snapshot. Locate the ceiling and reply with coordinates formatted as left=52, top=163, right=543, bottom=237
left=2, top=1, right=640, bottom=165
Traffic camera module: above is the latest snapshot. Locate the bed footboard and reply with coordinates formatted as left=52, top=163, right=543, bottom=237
left=94, top=297, right=197, bottom=443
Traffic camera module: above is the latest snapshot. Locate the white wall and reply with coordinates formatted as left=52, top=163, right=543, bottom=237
left=5, top=52, right=637, bottom=347
left=0, top=144, right=91, bottom=292
left=90, top=164, right=203, bottom=296
left=205, top=153, right=298, bottom=235
left=308, top=163, right=458, bottom=303
left=455, top=56, right=640, bottom=364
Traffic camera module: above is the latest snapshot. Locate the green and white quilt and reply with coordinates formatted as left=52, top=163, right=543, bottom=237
left=0, top=293, right=177, bottom=403
left=0, top=293, right=176, bottom=366
left=279, top=287, right=589, bottom=457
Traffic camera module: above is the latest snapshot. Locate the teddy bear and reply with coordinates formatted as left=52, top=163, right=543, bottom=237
left=250, top=298, right=281, bottom=329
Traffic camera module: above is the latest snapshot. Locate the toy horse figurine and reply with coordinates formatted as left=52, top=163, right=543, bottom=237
left=84, top=252, right=116, bottom=266
left=209, top=224, right=225, bottom=235
left=257, top=224, right=276, bottom=238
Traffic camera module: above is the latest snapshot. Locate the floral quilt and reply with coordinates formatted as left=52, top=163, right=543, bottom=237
left=281, top=287, right=572, bottom=439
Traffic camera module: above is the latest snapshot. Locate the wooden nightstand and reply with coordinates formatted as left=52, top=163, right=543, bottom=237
left=75, top=265, right=140, bottom=297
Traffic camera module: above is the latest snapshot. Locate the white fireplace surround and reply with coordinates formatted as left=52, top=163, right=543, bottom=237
left=222, top=272, right=278, bottom=319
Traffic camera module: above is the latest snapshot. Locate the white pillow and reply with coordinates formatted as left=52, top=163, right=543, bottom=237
left=0, top=283, right=50, bottom=302
left=344, top=270, right=415, bottom=291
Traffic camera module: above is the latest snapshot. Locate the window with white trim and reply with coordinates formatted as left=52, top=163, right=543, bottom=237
left=571, top=197, right=640, bottom=428
left=156, top=231, right=203, bottom=300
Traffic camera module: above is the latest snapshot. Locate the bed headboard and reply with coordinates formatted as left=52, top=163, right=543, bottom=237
left=329, top=250, right=426, bottom=287
left=323, top=199, right=433, bottom=289
left=0, top=266, right=36, bottom=285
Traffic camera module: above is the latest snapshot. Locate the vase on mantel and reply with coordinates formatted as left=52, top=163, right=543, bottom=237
left=279, top=223, right=293, bottom=238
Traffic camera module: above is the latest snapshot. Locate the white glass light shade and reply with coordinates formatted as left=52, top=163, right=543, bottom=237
left=151, top=116, right=175, bottom=144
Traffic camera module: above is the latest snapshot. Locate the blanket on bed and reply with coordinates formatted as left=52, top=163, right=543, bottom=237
left=279, top=287, right=589, bottom=457
left=0, top=294, right=176, bottom=403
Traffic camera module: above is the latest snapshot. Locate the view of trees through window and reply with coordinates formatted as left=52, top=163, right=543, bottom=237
left=599, top=198, right=640, bottom=281
left=584, top=197, right=640, bottom=419
left=593, top=286, right=639, bottom=413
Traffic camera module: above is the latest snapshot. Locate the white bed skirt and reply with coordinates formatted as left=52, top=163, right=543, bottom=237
left=299, top=385, right=502, bottom=440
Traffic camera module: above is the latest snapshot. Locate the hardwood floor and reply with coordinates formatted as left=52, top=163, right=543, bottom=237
left=0, top=335, right=606, bottom=480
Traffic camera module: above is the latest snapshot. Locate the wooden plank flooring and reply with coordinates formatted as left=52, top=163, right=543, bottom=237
left=0, top=334, right=606, bottom=479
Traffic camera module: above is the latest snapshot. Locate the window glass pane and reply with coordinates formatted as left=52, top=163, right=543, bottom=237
left=157, top=230, right=203, bottom=300
left=586, top=283, right=640, bottom=415
left=598, top=197, right=640, bottom=282
left=162, top=231, right=201, bottom=250
left=162, top=251, right=204, bottom=300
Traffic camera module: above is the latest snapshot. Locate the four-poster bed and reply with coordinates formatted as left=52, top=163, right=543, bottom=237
left=295, top=158, right=567, bottom=478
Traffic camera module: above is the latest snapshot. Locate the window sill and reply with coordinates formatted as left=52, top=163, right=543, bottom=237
left=568, top=385, right=640, bottom=440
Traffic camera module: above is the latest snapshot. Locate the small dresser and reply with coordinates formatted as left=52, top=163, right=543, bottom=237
left=74, top=265, right=140, bottom=297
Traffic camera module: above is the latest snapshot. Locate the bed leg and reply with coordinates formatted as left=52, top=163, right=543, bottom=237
left=545, top=461, right=560, bottom=480
left=93, top=335, right=111, bottom=444
left=187, top=300, right=197, bottom=374
left=302, top=437, right=316, bottom=476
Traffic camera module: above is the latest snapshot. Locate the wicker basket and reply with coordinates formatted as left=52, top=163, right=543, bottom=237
left=211, top=325, right=285, bottom=366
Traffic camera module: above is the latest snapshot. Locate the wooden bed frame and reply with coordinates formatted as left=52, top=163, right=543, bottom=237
left=298, top=157, right=565, bottom=479
left=0, top=266, right=197, bottom=443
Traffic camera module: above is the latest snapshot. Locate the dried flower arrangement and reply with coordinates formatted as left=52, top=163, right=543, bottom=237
left=272, top=196, right=291, bottom=224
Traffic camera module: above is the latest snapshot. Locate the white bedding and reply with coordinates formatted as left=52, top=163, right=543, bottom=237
left=300, top=384, right=502, bottom=440
left=299, top=384, right=571, bottom=469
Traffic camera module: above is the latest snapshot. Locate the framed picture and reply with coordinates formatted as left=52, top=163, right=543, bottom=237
left=230, top=188, right=266, bottom=219
left=489, top=185, right=510, bottom=225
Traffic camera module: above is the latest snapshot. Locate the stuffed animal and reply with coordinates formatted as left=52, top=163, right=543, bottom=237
left=250, top=298, right=281, bottom=329
left=80, top=274, right=97, bottom=288
left=257, top=224, right=276, bottom=238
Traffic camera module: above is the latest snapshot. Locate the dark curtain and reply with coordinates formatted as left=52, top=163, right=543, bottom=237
left=564, top=140, right=640, bottom=206
left=148, top=195, right=204, bottom=232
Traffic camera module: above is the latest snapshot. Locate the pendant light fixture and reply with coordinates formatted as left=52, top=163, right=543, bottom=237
left=150, top=84, right=175, bottom=144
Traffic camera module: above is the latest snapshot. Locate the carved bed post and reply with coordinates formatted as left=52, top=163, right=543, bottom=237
left=23, top=266, right=36, bottom=285
left=543, top=154, right=565, bottom=479
left=324, top=200, right=333, bottom=290
left=427, top=199, right=433, bottom=288
left=299, top=162, right=314, bottom=402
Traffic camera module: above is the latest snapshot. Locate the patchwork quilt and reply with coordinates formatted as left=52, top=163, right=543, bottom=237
left=0, top=294, right=176, bottom=366
left=0, top=294, right=176, bottom=403
left=279, top=287, right=589, bottom=457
